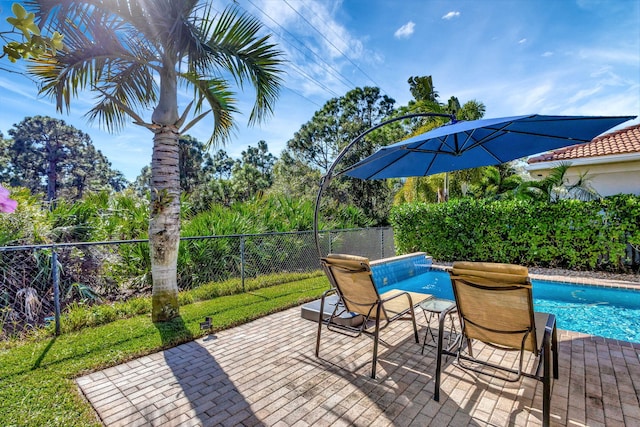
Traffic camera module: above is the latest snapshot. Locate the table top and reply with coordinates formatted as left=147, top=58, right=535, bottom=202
left=419, top=298, right=455, bottom=313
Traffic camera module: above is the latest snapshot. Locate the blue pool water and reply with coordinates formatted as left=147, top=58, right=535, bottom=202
left=377, top=269, right=640, bottom=344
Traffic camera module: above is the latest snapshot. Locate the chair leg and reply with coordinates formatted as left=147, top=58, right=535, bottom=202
left=552, top=325, right=559, bottom=379
left=464, top=336, right=473, bottom=358
left=410, top=306, right=420, bottom=343
left=542, top=330, right=551, bottom=427
left=315, top=295, right=327, bottom=357
left=371, top=315, right=381, bottom=379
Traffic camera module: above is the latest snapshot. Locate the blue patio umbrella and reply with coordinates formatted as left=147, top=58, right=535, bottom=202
left=314, top=113, right=636, bottom=255
left=341, top=114, right=636, bottom=180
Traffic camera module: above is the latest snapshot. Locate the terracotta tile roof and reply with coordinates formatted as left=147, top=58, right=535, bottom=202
left=528, top=123, right=640, bottom=164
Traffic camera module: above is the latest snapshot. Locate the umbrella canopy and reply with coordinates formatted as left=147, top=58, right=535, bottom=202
left=342, top=114, right=636, bottom=180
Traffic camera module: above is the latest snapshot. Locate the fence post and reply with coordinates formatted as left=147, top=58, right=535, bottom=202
left=329, top=231, right=333, bottom=254
left=52, top=248, right=61, bottom=336
left=380, top=228, right=385, bottom=259
left=240, top=236, right=245, bottom=292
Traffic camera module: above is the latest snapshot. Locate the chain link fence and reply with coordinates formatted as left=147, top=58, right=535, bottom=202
left=0, top=227, right=393, bottom=340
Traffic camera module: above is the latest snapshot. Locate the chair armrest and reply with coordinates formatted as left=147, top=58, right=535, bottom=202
left=544, top=313, right=556, bottom=333
left=381, top=290, right=432, bottom=308
left=382, top=290, right=435, bottom=309
left=381, top=290, right=412, bottom=304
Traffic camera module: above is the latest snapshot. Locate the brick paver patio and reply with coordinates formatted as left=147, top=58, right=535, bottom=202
left=77, top=301, right=640, bottom=426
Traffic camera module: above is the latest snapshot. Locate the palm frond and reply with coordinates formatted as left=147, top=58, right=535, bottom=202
left=565, top=170, right=601, bottom=201
left=544, top=162, right=571, bottom=188
left=181, top=72, right=238, bottom=147
left=515, top=182, right=547, bottom=201
left=202, top=5, right=285, bottom=125
left=26, top=1, right=159, bottom=131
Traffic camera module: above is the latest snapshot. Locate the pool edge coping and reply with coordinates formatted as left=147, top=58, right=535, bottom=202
left=431, top=263, right=640, bottom=291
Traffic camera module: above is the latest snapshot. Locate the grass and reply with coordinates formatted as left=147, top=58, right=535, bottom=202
left=0, top=273, right=329, bottom=427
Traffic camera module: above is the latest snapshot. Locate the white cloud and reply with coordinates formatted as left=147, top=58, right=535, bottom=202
left=250, top=0, right=298, bottom=26
left=0, top=76, right=38, bottom=99
left=577, top=48, right=640, bottom=66
left=560, top=91, right=640, bottom=118
left=542, top=51, right=554, bottom=57
left=248, top=0, right=382, bottom=99
left=515, top=82, right=553, bottom=112
left=442, top=11, right=460, bottom=20
left=567, top=86, right=603, bottom=104
left=480, top=61, right=639, bottom=120
left=394, top=21, right=415, bottom=39
left=266, top=0, right=357, bottom=60
left=589, top=66, right=630, bottom=87
left=518, top=38, right=527, bottom=44
left=479, top=79, right=556, bottom=115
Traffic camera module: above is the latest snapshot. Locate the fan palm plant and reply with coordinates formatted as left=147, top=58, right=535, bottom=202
left=518, top=162, right=600, bottom=203
left=26, top=0, right=284, bottom=321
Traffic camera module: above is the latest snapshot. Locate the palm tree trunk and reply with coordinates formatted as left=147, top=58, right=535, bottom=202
left=149, top=125, right=181, bottom=322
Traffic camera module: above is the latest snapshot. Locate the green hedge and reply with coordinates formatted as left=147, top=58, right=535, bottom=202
left=390, top=194, right=640, bottom=271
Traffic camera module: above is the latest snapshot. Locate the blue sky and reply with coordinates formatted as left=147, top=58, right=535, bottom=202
left=1, top=0, right=638, bottom=181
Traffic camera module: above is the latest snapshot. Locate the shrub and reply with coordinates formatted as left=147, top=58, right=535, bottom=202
left=390, top=195, right=640, bottom=271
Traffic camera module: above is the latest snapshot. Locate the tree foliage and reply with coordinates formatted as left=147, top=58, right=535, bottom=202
left=286, top=87, right=395, bottom=171
left=231, top=140, right=276, bottom=200
left=179, top=135, right=213, bottom=194
left=3, top=115, right=125, bottom=202
left=208, top=149, right=235, bottom=180
left=408, top=75, right=438, bottom=103
left=469, top=164, right=523, bottom=200
left=284, top=86, right=397, bottom=223
left=270, top=151, right=321, bottom=201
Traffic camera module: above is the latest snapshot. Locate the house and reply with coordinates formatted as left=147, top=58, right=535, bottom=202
left=526, top=123, right=640, bottom=197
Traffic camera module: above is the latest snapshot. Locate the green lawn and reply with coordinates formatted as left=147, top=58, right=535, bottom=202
left=0, top=274, right=328, bottom=427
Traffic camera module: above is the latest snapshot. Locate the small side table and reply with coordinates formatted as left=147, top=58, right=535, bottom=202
left=419, top=298, right=457, bottom=354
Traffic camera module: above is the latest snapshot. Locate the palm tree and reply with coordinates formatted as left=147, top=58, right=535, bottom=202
left=517, top=162, right=600, bottom=203
left=27, top=0, right=284, bottom=321
left=472, top=164, right=523, bottom=200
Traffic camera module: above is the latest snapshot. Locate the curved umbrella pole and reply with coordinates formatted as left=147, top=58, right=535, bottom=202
left=313, top=112, right=456, bottom=258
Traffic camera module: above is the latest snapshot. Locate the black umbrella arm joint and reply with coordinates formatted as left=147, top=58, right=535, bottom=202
left=313, top=112, right=456, bottom=257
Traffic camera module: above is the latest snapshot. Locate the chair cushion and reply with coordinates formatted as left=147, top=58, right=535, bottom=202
left=324, top=253, right=371, bottom=271
left=326, top=253, right=370, bottom=262
left=452, top=261, right=529, bottom=285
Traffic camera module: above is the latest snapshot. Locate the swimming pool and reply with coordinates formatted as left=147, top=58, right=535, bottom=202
left=377, top=268, right=640, bottom=344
